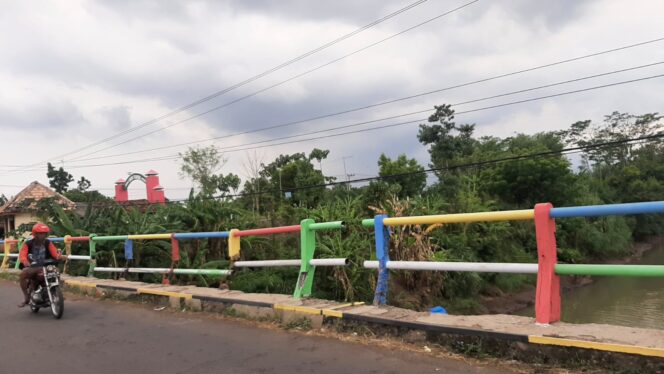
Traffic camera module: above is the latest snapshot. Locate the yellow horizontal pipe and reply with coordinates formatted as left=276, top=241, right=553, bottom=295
left=528, top=336, right=664, bottom=358
left=65, top=281, right=97, bottom=289
left=273, top=304, right=322, bottom=315
left=322, top=310, right=343, bottom=318
left=127, top=234, right=173, bottom=240
left=324, top=301, right=365, bottom=310
left=137, top=288, right=192, bottom=299
left=383, top=209, right=534, bottom=226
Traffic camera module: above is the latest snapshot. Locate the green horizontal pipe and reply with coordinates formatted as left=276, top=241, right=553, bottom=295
left=362, top=219, right=375, bottom=227
left=555, top=264, right=664, bottom=277
left=92, top=235, right=129, bottom=241
left=309, top=221, right=344, bottom=231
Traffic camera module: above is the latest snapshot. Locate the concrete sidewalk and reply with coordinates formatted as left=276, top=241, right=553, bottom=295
left=52, top=273, right=664, bottom=360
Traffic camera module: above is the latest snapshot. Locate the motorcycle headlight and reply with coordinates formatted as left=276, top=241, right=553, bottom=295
left=46, top=265, right=57, bottom=272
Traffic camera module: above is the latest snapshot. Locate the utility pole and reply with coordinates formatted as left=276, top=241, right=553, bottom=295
left=342, top=156, right=355, bottom=191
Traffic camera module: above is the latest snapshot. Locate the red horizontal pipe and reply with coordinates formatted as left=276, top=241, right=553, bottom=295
left=235, top=225, right=301, bottom=237
left=3, top=240, right=18, bottom=244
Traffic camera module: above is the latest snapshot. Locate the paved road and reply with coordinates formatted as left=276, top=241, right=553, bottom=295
left=0, top=281, right=511, bottom=373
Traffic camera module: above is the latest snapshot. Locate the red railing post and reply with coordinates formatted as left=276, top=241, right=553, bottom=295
left=534, top=203, right=561, bottom=324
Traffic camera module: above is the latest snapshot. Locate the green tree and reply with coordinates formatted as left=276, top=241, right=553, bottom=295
left=47, top=162, right=74, bottom=193
left=376, top=153, right=426, bottom=198
left=0, top=194, right=7, bottom=206
left=308, top=148, right=330, bottom=172
left=179, top=146, right=241, bottom=197
left=257, top=150, right=333, bottom=208
left=417, top=105, right=477, bottom=199
left=77, top=176, right=91, bottom=191
left=478, top=133, right=576, bottom=207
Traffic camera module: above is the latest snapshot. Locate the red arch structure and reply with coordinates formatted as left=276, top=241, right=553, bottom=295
left=114, top=170, right=165, bottom=204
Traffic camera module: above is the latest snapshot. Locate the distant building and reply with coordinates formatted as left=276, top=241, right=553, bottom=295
left=0, top=181, right=76, bottom=237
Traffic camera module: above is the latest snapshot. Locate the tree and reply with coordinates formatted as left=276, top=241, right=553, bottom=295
left=0, top=194, right=7, bottom=206
left=561, top=112, right=663, bottom=167
left=258, top=150, right=333, bottom=208
left=308, top=148, right=330, bottom=173
left=179, top=146, right=241, bottom=197
left=47, top=162, right=74, bottom=193
left=216, top=173, right=241, bottom=197
left=478, top=133, right=575, bottom=207
left=417, top=105, right=477, bottom=198
left=376, top=154, right=426, bottom=198
left=77, top=176, right=91, bottom=191
left=63, top=189, right=111, bottom=203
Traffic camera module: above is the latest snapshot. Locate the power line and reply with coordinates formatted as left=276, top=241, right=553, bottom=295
left=83, top=131, right=664, bottom=206
left=19, top=0, right=433, bottom=168
left=52, top=71, right=664, bottom=168
left=193, top=133, right=664, bottom=201
left=8, top=72, right=664, bottom=174
left=66, top=38, right=664, bottom=163
left=64, top=0, right=480, bottom=162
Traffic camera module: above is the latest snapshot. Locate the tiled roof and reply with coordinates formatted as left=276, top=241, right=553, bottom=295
left=0, top=181, right=76, bottom=215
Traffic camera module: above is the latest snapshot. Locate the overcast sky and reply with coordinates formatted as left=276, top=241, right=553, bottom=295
left=1, top=0, right=662, bottom=200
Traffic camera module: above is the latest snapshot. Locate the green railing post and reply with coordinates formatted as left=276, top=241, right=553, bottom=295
left=293, top=219, right=316, bottom=299
left=14, top=238, right=24, bottom=269
left=88, top=234, right=97, bottom=276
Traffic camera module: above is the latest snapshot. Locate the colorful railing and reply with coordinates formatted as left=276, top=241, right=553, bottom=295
left=1, top=236, right=91, bottom=271
left=2, top=200, right=663, bottom=325
left=230, top=219, right=346, bottom=298
left=361, top=201, right=664, bottom=324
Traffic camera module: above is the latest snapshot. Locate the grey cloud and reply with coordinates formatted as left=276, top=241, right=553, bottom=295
left=97, top=105, right=133, bottom=130
left=94, top=0, right=394, bottom=24
left=225, top=0, right=394, bottom=23
left=0, top=99, right=86, bottom=131
left=459, top=1, right=599, bottom=31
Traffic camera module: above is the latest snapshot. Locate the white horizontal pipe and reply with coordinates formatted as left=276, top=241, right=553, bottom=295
left=363, top=261, right=538, bottom=274
left=0, top=254, right=19, bottom=258
left=94, top=267, right=232, bottom=275
left=310, top=258, right=348, bottom=266
left=233, top=258, right=348, bottom=268
left=67, top=255, right=91, bottom=260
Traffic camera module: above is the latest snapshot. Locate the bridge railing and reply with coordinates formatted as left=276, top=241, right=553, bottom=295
left=22, top=220, right=349, bottom=299
left=229, top=219, right=347, bottom=298
left=361, top=201, right=664, bottom=324
left=1, top=236, right=91, bottom=270
left=2, top=200, right=663, bottom=325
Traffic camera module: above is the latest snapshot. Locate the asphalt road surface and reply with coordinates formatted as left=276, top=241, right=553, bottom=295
left=0, top=280, right=512, bottom=374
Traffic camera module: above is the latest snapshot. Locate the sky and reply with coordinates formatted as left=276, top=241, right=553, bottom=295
left=0, top=0, right=662, bottom=201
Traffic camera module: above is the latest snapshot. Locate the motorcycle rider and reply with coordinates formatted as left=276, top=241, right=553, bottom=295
left=17, top=223, right=66, bottom=307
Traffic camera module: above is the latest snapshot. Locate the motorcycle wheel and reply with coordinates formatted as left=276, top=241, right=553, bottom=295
left=30, top=305, right=40, bottom=313
left=50, top=286, right=64, bottom=319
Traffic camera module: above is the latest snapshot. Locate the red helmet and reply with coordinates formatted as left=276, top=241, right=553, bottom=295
left=32, top=223, right=50, bottom=235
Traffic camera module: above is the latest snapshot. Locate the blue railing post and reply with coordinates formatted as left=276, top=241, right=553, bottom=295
left=373, top=215, right=390, bottom=305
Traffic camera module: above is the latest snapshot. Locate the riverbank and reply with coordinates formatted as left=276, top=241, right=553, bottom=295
left=481, top=236, right=664, bottom=315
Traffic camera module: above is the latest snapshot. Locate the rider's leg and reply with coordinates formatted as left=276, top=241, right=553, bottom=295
left=19, top=268, right=31, bottom=306
left=18, top=267, right=39, bottom=307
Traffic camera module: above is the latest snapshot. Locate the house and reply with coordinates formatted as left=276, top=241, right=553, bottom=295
left=0, top=181, right=76, bottom=237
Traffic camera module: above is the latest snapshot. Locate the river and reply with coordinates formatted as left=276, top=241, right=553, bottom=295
left=521, top=241, right=664, bottom=330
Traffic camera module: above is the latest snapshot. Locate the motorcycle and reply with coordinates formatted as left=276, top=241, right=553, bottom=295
left=27, top=258, right=65, bottom=319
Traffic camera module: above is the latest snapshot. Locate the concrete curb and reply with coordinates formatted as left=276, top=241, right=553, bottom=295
left=3, top=273, right=662, bottom=371
left=62, top=277, right=664, bottom=360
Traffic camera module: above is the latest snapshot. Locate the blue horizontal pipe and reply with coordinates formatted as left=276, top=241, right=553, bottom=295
left=49, top=237, right=65, bottom=242
left=173, top=231, right=229, bottom=239
left=550, top=201, right=664, bottom=218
